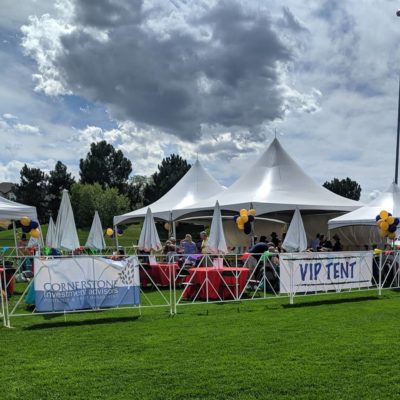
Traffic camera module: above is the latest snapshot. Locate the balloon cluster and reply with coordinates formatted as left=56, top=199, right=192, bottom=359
left=20, top=216, right=41, bottom=238
left=106, top=228, right=123, bottom=237
left=376, top=210, right=399, bottom=240
left=233, top=208, right=256, bottom=235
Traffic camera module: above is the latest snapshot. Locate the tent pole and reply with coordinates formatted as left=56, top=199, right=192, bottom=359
left=114, top=225, right=119, bottom=250
left=395, top=76, right=400, bottom=184
left=12, top=221, right=19, bottom=257
left=172, top=221, right=176, bottom=240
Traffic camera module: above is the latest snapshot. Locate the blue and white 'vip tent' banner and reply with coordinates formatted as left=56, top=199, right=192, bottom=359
left=279, top=251, right=373, bottom=294
left=35, top=256, right=140, bottom=312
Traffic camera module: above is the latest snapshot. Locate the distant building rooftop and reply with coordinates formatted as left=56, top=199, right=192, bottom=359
left=0, top=182, right=16, bottom=200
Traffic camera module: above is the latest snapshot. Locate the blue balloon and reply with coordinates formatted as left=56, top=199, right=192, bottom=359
left=233, top=215, right=239, bottom=222
left=22, top=225, right=31, bottom=233
left=389, top=224, right=397, bottom=233
left=117, top=228, right=123, bottom=235
left=395, top=218, right=400, bottom=226
left=244, top=221, right=252, bottom=235
left=376, top=215, right=381, bottom=222
left=389, top=213, right=393, bottom=216
left=29, top=221, right=39, bottom=229
left=248, top=214, right=255, bottom=222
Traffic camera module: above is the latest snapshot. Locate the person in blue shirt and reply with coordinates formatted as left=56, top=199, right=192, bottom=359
left=180, top=234, right=197, bottom=255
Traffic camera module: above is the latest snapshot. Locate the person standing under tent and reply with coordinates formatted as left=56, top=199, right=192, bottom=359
left=200, top=231, right=209, bottom=254
left=310, top=233, right=321, bottom=252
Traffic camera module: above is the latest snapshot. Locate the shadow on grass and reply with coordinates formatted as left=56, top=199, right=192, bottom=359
left=23, top=315, right=140, bottom=331
left=282, top=295, right=380, bottom=309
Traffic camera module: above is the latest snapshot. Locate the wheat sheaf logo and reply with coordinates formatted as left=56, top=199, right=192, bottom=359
left=118, top=260, right=136, bottom=287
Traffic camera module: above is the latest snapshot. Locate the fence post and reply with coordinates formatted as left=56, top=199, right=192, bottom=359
left=378, top=251, right=382, bottom=296
left=289, top=256, right=294, bottom=305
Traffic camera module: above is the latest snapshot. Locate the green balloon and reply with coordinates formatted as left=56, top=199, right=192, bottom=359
left=259, top=251, right=273, bottom=261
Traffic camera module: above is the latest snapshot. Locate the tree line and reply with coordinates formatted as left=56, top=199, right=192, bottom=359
left=13, top=141, right=190, bottom=228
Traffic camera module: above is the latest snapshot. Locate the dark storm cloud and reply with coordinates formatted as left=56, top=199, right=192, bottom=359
left=55, top=0, right=293, bottom=140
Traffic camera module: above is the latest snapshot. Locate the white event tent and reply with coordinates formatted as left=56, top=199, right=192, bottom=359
left=114, top=159, right=225, bottom=225
left=173, top=138, right=361, bottom=242
left=0, top=196, right=37, bottom=222
left=328, top=182, right=400, bottom=247
left=0, top=196, right=39, bottom=251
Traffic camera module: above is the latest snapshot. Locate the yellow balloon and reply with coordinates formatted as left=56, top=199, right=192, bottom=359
left=380, top=210, right=389, bottom=220
left=379, top=229, right=388, bottom=237
left=21, top=216, right=30, bottom=227
left=237, top=223, right=244, bottom=230
left=380, top=221, right=389, bottom=231
left=236, top=216, right=244, bottom=225
left=388, top=232, right=396, bottom=240
left=376, top=219, right=383, bottom=226
left=248, top=209, right=256, bottom=216
left=241, top=214, right=248, bottom=224
left=30, top=228, right=40, bottom=238
left=164, top=222, right=171, bottom=231
left=387, top=216, right=395, bottom=225
left=373, top=248, right=382, bottom=255
left=106, top=228, right=114, bottom=236
left=239, top=208, right=248, bottom=217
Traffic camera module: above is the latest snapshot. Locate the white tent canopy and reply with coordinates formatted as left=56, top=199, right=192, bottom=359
left=282, top=208, right=307, bottom=252
left=328, top=182, right=400, bottom=246
left=207, top=201, right=228, bottom=254
left=85, top=211, right=106, bottom=250
left=54, top=189, right=80, bottom=251
left=114, top=159, right=225, bottom=225
left=0, top=196, right=37, bottom=221
left=174, top=138, right=361, bottom=219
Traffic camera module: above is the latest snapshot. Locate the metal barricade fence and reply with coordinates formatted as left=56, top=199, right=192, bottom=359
left=0, top=250, right=395, bottom=327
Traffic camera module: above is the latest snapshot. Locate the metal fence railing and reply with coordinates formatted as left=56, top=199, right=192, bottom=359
left=0, top=250, right=396, bottom=328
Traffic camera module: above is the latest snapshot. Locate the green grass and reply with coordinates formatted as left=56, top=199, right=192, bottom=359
left=1, top=290, right=400, bottom=399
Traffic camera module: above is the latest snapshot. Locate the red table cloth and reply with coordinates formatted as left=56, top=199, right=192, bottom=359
left=0, top=267, right=15, bottom=296
left=182, top=267, right=250, bottom=300
left=140, top=263, right=180, bottom=287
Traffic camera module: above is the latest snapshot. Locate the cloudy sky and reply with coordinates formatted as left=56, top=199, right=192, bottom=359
left=1, top=0, right=400, bottom=201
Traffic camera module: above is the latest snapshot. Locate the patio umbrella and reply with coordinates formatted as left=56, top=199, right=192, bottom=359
left=85, top=211, right=106, bottom=251
left=282, top=207, right=307, bottom=252
left=45, top=216, right=56, bottom=248
left=138, top=208, right=162, bottom=252
left=207, top=201, right=228, bottom=254
left=54, top=189, right=80, bottom=251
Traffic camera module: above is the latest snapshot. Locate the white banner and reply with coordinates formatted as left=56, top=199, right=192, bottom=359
left=279, top=251, right=373, bottom=294
left=35, top=256, right=140, bottom=312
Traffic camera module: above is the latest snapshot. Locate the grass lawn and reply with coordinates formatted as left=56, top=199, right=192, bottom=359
left=1, top=289, right=400, bottom=399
